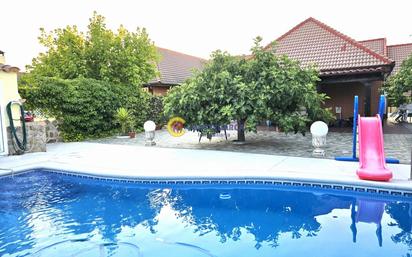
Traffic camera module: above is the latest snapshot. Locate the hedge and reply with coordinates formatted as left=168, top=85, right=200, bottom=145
left=19, top=77, right=149, bottom=141
left=147, top=95, right=166, bottom=128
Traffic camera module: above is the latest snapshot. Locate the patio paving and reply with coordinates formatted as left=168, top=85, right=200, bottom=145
left=1, top=142, right=411, bottom=193
left=92, top=127, right=412, bottom=164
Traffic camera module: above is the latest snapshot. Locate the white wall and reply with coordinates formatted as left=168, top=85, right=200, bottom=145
left=0, top=80, right=8, bottom=155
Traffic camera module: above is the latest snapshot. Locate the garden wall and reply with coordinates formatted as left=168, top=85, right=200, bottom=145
left=7, top=121, right=47, bottom=155
left=44, top=120, right=61, bottom=143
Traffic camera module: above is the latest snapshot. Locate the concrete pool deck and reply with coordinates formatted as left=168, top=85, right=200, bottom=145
left=0, top=142, right=412, bottom=192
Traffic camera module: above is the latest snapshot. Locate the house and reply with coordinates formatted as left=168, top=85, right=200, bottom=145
left=359, top=38, right=412, bottom=75
left=0, top=50, right=21, bottom=155
left=270, top=17, right=412, bottom=120
left=145, top=47, right=205, bottom=96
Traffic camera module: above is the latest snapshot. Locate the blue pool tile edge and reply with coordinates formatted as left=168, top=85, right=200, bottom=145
left=3, top=167, right=412, bottom=199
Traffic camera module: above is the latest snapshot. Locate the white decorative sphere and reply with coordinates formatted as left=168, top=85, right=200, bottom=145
left=310, top=121, right=328, bottom=137
left=144, top=120, right=156, bottom=132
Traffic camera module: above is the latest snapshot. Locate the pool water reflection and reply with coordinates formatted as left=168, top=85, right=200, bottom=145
left=1, top=171, right=412, bottom=257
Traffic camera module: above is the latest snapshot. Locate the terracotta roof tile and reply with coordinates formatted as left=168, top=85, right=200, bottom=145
left=0, top=64, right=19, bottom=73
left=270, top=17, right=394, bottom=76
left=358, top=38, right=387, bottom=56
left=147, top=47, right=205, bottom=86
left=387, top=43, right=412, bottom=74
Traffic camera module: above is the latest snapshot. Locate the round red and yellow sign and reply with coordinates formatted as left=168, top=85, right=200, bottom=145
left=167, top=116, right=186, bottom=137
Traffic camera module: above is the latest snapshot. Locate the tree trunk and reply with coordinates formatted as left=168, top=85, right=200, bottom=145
left=237, top=119, right=246, bottom=142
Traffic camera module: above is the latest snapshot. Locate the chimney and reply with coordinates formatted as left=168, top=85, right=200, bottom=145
left=0, top=51, right=5, bottom=64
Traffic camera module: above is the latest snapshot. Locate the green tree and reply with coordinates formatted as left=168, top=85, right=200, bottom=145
left=24, top=12, right=159, bottom=86
left=164, top=50, right=240, bottom=138
left=19, top=12, right=157, bottom=140
left=20, top=77, right=149, bottom=141
left=164, top=38, right=332, bottom=142
left=383, top=54, right=412, bottom=106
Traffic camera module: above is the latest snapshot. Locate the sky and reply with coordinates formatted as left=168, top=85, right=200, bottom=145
left=1, top=0, right=411, bottom=70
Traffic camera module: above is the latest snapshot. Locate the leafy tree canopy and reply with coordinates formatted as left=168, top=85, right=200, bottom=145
left=25, top=12, right=159, bottom=86
left=19, top=77, right=149, bottom=141
left=383, top=54, right=412, bottom=106
left=164, top=37, right=333, bottom=141
left=19, top=12, right=157, bottom=140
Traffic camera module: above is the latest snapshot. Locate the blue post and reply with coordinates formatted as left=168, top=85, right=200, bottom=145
left=335, top=96, right=359, bottom=161
left=335, top=94, right=400, bottom=164
left=378, top=95, right=385, bottom=122
left=352, top=96, right=358, bottom=159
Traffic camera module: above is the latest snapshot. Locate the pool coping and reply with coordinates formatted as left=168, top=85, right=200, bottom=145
left=4, top=167, right=412, bottom=199
left=1, top=142, right=412, bottom=195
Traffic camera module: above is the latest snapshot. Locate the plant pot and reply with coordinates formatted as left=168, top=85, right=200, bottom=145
left=128, top=131, right=136, bottom=138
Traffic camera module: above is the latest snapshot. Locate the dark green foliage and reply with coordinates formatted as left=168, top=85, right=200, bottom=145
left=383, top=54, right=412, bottom=106
left=19, top=77, right=149, bottom=141
left=164, top=38, right=333, bottom=141
left=19, top=12, right=158, bottom=141
left=147, top=95, right=165, bottom=127
left=26, top=12, right=159, bottom=86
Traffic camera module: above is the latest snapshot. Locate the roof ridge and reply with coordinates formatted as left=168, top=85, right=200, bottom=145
left=358, top=37, right=388, bottom=57
left=358, top=38, right=386, bottom=43
left=275, top=17, right=314, bottom=43
left=272, top=17, right=393, bottom=65
left=306, top=17, right=393, bottom=65
left=387, top=43, right=412, bottom=48
left=157, top=47, right=207, bottom=61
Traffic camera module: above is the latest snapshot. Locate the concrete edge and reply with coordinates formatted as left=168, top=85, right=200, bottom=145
left=3, top=162, right=412, bottom=194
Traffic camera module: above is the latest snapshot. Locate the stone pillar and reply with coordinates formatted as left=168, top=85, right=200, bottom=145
left=7, top=121, right=47, bottom=155
left=44, top=120, right=61, bottom=143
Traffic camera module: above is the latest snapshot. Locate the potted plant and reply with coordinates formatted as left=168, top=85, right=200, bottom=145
left=115, top=107, right=132, bottom=138
left=128, top=126, right=136, bottom=138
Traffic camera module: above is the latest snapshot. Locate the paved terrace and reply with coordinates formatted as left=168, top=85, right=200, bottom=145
left=92, top=127, right=412, bottom=164
left=0, top=142, right=411, bottom=193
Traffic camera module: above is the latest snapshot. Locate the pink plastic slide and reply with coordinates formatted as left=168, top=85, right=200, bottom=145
left=356, top=115, right=392, bottom=181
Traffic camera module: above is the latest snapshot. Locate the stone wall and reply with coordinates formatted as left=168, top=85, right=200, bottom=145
left=44, top=120, right=61, bottom=143
left=7, top=121, right=47, bottom=155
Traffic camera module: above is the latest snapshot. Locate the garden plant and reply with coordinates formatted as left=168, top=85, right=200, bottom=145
left=164, top=38, right=333, bottom=142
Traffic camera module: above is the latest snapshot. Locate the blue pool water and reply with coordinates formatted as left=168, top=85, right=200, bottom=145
left=1, top=171, right=412, bottom=257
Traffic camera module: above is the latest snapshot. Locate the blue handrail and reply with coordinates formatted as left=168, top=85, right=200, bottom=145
left=378, top=95, right=385, bottom=122
left=335, top=94, right=399, bottom=164
left=352, top=96, right=358, bottom=159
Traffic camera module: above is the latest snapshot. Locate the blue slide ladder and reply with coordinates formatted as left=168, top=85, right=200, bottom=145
left=335, top=95, right=400, bottom=164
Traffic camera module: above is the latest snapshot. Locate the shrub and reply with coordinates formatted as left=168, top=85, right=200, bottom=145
left=19, top=77, right=149, bottom=141
left=164, top=38, right=333, bottom=142
left=147, top=95, right=166, bottom=127
left=114, top=108, right=132, bottom=135
left=383, top=54, right=412, bottom=106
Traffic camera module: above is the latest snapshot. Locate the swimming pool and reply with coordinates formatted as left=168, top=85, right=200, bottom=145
left=1, top=170, right=412, bottom=257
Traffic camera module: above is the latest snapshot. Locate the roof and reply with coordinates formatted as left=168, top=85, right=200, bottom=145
left=0, top=64, right=19, bottom=73
left=358, top=38, right=387, bottom=56
left=271, top=17, right=394, bottom=76
left=387, top=43, right=412, bottom=74
left=147, top=47, right=205, bottom=86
